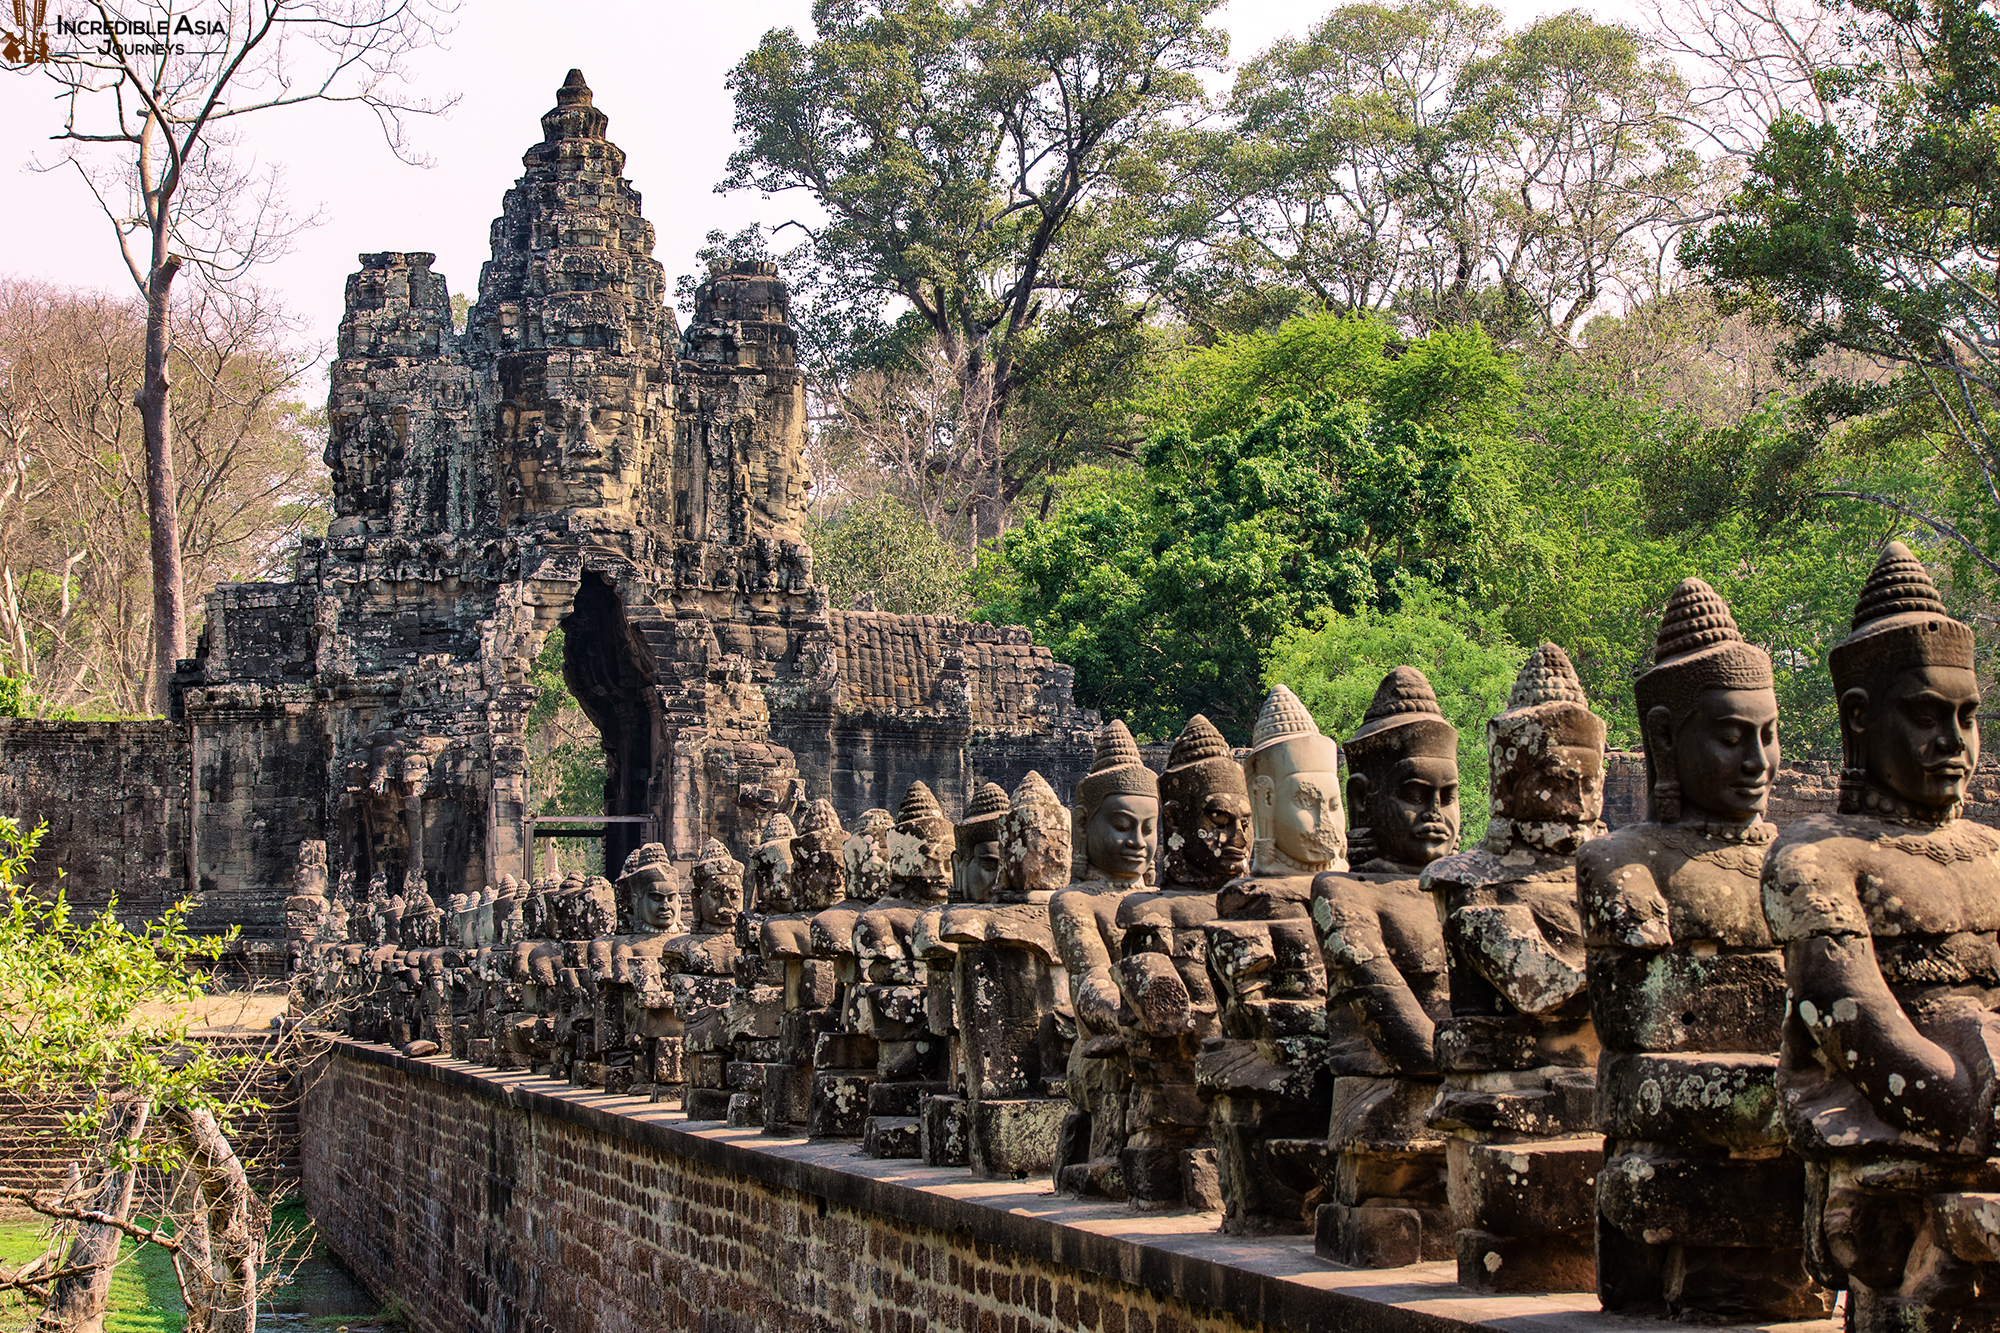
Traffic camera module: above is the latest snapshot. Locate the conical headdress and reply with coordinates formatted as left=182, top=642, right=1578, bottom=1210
left=795, top=798, right=842, bottom=838
left=1074, top=719, right=1159, bottom=814
left=1011, top=770, right=1063, bottom=816
left=956, top=781, right=1011, bottom=853
left=1346, top=666, right=1457, bottom=769
left=1829, top=541, right=1973, bottom=693
left=1635, top=579, right=1772, bottom=722
left=898, top=780, right=945, bottom=827
left=696, top=837, right=739, bottom=873
left=1508, top=643, right=1589, bottom=711
left=1159, top=713, right=1245, bottom=807
left=1244, top=683, right=1340, bottom=777
left=1250, top=685, right=1320, bottom=755
left=1492, top=643, right=1605, bottom=751
left=758, top=813, right=797, bottom=845
left=617, top=841, right=672, bottom=885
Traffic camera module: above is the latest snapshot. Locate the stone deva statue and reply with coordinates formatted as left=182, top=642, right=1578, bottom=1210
left=1761, top=543, right=2000, bottom=1333
left=1112, top=715, right=1247, bottom=1208
left=941, top=776, right=1069, bottom=1176
left=1051, top=720, right=1160, bottom=1197
left=601, top=842, right=684, bottom=1098
left=719, top=835, right=784, bottom=1127
left=1309, top=667, right=1459, bottom=1267
left=854, top=781, right=955, bottom=1157
left=913, top=783, right=1008, bottom=1138
left=1201, top=685, right=1341, bottom=1234
left=757, top=801, right=845, bottom=1133
left=1578, top=580, right=1825, bottom=1320
left=807, top=808, right=894, bottom=1139
left=1423, top=643, right=1604, bottom=1291
left=681, top=838, right=749, bottom=1121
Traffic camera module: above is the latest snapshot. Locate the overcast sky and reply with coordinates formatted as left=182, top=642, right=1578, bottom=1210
left=0, top=0, right=1639, bottom=360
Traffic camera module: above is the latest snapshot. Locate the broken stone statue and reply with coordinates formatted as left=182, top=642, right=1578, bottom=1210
left=1423, top=643, right=1604, bottom=1292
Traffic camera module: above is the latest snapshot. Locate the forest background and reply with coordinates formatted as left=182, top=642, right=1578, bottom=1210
left=4, top=0, right=1997, bottom=844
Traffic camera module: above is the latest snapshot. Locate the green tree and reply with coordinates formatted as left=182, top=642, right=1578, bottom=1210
left=808, top=496, right=975, bottom=615
left=1266, top=586, right=1526, bottom=842
left=722, top=0, right=1225, bottom=541
left=526, top=632, right=607, bottom=870
left=1199, top=0, right=1704, bottom=341
left=990, top=320, right=1526, bottom=738
left=0, top=820, right=271, bottom=1330
left=1686, top=0, right=2000, bottom=579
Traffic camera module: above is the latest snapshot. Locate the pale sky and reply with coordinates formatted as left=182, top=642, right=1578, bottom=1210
left=0, top=0, right=1640, bottom=361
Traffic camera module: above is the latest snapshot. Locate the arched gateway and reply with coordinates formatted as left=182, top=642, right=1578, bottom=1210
left=171, top=71, right=1097, bottom=929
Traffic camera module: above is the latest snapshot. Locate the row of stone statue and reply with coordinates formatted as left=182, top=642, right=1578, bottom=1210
left=292, top=542, right=2000, bottom=1333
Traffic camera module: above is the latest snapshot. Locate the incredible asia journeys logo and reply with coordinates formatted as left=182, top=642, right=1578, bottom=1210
left=3, top=2, right=226, bottom=64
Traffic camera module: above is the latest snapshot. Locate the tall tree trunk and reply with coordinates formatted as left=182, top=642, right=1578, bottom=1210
left=137, top=255, right=184, bottom=716
left=39, top=1097, right=151, bottom=1333
left=168, top=1105, right=263, bottom=1333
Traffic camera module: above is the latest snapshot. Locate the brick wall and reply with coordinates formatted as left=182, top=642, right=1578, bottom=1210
left=303, top=1052, right=1285, bottom=1333
left=314, top=1043, right=1677, bottom=1333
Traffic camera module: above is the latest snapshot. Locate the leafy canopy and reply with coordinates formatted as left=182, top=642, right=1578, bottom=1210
left=987, top=319, right=1525, bottom=739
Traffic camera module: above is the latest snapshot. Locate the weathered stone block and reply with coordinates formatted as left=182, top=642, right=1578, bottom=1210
left=1449, top=1136, right=1600, bottom=1237
left=968, top=1098, right=1065, bottom=1179
left=920, top=1094, right=969, bottom=1167
left=861, top=1115, right=921, bottom=1159
left=808, top=1071, right=873, bottom=1139
left=1315, top=1202, right=1454, bottom=1268
left=1456, top=1227, right=1595, bottom=1293
left=1598, top=1145, right=1803, bottom=1247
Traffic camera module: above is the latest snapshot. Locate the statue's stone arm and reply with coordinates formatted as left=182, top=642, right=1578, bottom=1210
left=1052, top=893, right=1121, bottom=1036
left=1448, top=902, right=1586, bottom=1015
left=1316, top=901, right=1434, bottom=1072
left=1787, top=931, right=1982, bottom=1146
left=1576, top=846, right=1671, bottom=949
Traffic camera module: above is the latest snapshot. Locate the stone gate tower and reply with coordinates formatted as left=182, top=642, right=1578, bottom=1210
left=171, top=72, right=1095, bottom=929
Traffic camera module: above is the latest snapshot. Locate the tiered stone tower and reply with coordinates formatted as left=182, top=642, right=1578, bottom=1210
left=171, top=73, right=1095, bottom=931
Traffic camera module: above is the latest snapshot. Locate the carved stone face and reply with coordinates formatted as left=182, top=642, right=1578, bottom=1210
left=1491, top=716, right=1605, bottom=825
left=692, top=868, right=740, bottom=932
left=1847, top=665, right=1981, bottom=811
left=631, top=871, right=677, bottom=934
left=1657, top=687, right=1780, bottom=825
left=1083, top=793, right=1157, bottom=885
left=1362, top=754, right=1461, bottom=866
left=957, top=839, right=1003, bottom=903
left=1164, top=789, right=1251, bottom=888
left=1248, top=736, right=1344, bottom=872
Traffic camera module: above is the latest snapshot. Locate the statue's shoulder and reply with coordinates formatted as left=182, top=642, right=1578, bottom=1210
left=1763, top=815, right=1871, bottom=942
left=1418, top=846, right=1506, bottom=896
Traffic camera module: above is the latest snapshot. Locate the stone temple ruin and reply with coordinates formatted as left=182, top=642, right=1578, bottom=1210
left=15, top=71, right=2000, bottom=1333
left=0, top=70, right=1095, bottom=943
